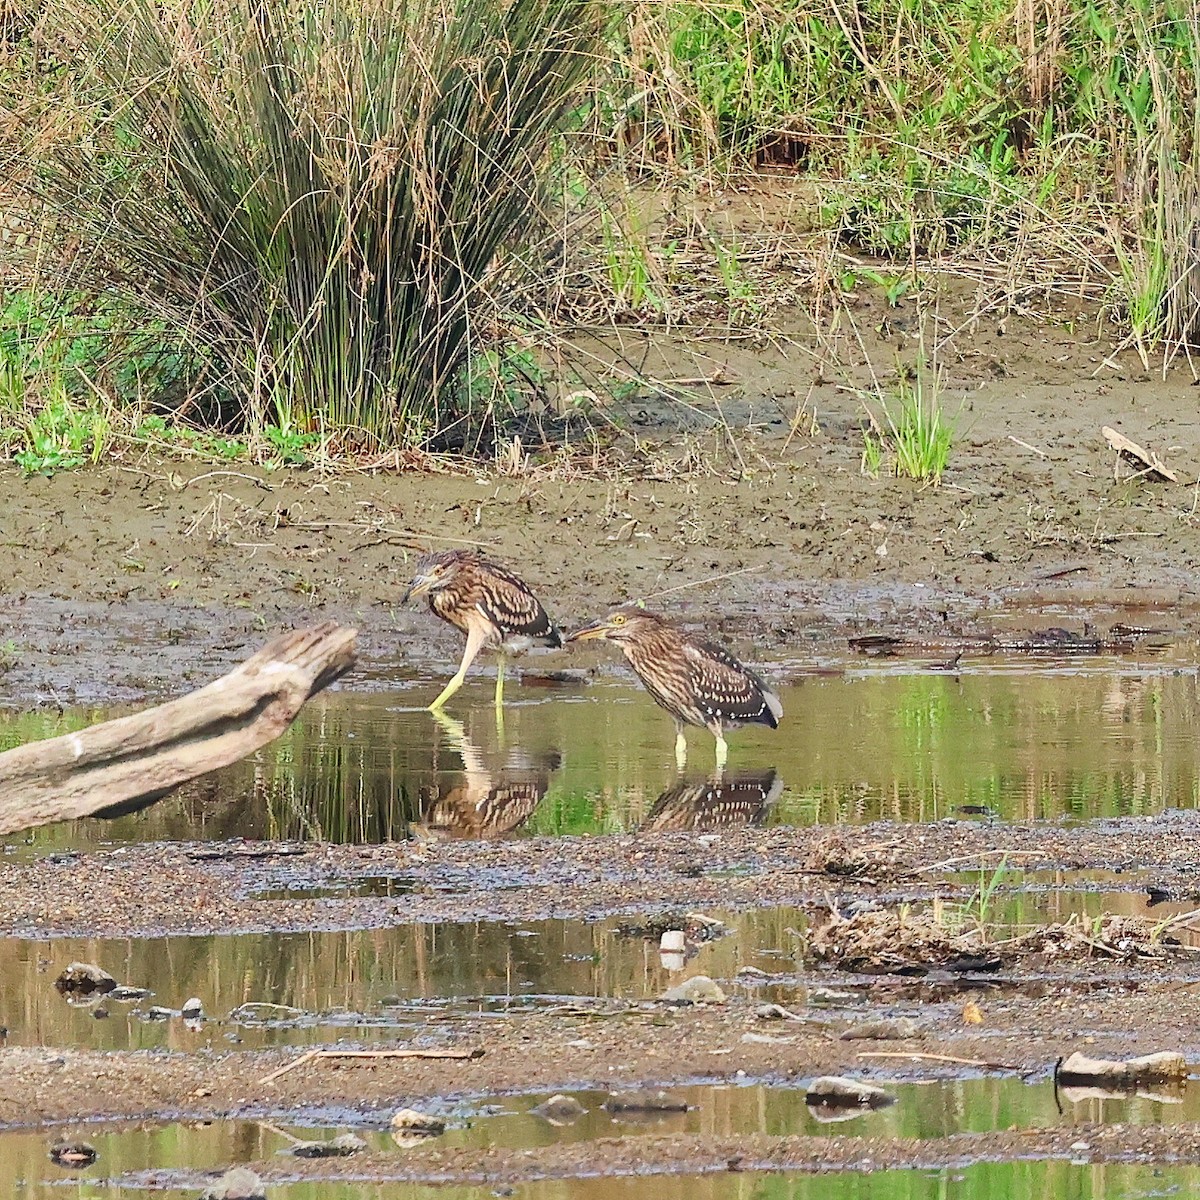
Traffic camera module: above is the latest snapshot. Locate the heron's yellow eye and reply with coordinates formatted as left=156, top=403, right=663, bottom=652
left=611, top=613, right=626, bottom=626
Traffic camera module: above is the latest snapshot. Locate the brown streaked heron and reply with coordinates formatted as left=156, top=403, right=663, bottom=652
left=567, top=606, right=782, bottom=769
left=404, top=549, right=562, bottom=710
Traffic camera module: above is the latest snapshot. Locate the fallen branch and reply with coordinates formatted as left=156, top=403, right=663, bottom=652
left=907, top=850, right=1050, bottom=875
left=1103, top=426, right=1179, bottom=484
left=261, top=1046, right=485, bottom=1084
left=0, top=622, right=356, bottom=834
left=856, top=1050, right=1021, bottom=1071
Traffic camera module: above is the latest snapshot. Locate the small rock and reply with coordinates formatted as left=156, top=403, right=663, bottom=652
left=200, top=1167, right=267, bottom=1200
left=805, top=1075, right=896, bottom=1110
left=49, top=1141, right=97, bottom=1168
left=603, top=1089, right=689, bottom=1113
left=181, top=997, right=204, bottom=1020
left=1058, top=1050, right=1187, bottom=1085
left=809, top=987, right=856, bottom=1005
left=839, top=1017, right=919, bottom=1041
left=659, top=930, right=686, bottom=952
left=756, top=1003, right=802, bottom=1021
left=530, top=1094, right=587, bottom=1125
left=54, top=963, right=116, bottom=996
left=737, top=966, right=770, bottom=979
left=661, top=975, right=726, bottom=1004
left=108, top=986, right=152, bottom=1002
left=144, top=1006, right=177, bottom=1021
left=291, top=1133, right=366, bottom=1158
left=389, top=1108, right=445, bottom=1136
left=741, top=1032, right=794, bottom=1044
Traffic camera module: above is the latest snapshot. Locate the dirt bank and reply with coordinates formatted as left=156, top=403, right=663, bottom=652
left=0, top=290, right=1197, bottom=705
left=5, top=288, right=1200, bottom=1186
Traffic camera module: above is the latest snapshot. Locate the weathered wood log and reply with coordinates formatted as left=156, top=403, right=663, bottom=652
left=0, top=621, right=356, bottom=834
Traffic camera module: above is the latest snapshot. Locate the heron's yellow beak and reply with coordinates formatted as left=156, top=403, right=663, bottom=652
left=403, top=574, right=433, bottom=604
left=566, top=617, right=613, bottom=643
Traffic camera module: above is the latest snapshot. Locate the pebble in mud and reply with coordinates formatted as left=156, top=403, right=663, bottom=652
left=108, top=986, right=152, bottom=1002
left=531, top=1094, right=588, bottom=1125
left=805, top=1076, right=896, bottom=1110
left=389, top=1108, right=446, bottom=1136
left=660, top=975, right=726, bottom=1004
left=839, top=1017, right=919, bottom=1040
left=290, top=1132, right=367, bottom=1158
left=48, top=1141, right=97, bottom=1168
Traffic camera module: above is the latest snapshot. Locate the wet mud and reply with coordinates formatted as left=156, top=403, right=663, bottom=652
left=6, top=289, right=1200, bottom=1193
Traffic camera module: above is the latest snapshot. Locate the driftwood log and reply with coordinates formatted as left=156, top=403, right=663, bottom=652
left=0, top=621, right=356, bottom=834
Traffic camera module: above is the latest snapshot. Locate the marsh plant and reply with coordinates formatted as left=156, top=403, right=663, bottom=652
left=862, top=365, right=955, bottom=483
left=21, top=0, right=604, bottom=448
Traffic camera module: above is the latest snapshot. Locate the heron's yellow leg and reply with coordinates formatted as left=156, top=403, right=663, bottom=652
left=494, top=654, right=507, bottom=709
left=429, top=624, right=486, bottom=712
left=714, top=733, right=729, bottom=771
left=429, top=673, right=465, bottom=711
left=674, top=725, right=688, bottom=771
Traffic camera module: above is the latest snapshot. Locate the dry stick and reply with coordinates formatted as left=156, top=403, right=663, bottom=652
left=908, top=850, right=1050, bottom=875
left=640, top=564, right=767, bottom=604
left=1008, top=435, right=1047, bottom=458
left=261, top=1046, right=485, bottom=1085
left=856, top=1050, right=1021, bottom=1071
left=183, top=470, right=273, bottom=490
left=293, top=520, right=495, bottom=549
left=1152, top=906, right=1200, bottom=933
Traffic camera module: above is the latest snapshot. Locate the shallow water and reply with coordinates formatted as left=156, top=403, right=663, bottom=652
left=0, top=875, right=1189, bottom=1053
left=13, top=1077, right=1200, bottom=1196
left=0, top=908, right=808, bottom=1050
left=5, top=654, right=1200, bottom=853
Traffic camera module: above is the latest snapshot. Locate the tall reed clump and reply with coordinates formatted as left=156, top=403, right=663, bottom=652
left=22, top=0, right=603, bottom=448
left=1082, top=1, right=1200, bottom=361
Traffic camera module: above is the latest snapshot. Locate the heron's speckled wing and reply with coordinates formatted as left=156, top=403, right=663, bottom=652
left=475, top=562, right=561, bottom=645
left=682, top=636, right=781, bottom=727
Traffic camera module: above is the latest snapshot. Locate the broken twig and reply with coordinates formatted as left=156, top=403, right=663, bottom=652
left=261, top=1046, right=485, bottom=1085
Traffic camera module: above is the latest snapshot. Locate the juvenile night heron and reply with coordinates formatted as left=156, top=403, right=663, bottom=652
left=404, top=549, right=562, bottom=710
left=567, top=606, right=782, bottom=769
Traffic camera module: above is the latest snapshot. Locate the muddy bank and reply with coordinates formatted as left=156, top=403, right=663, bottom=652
left=1, top=290, right=1200, bottom=704
left=2, top=818, right=1198, bottom=937
left=177, top=1125, right=1200, bottom=1188
left=0, top=986, right=1194, bottom=1130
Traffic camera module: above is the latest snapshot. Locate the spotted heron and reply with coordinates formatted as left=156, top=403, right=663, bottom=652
left=404, top=549, right=562, bottom=710
left=567, top=606, right=782, bottom=769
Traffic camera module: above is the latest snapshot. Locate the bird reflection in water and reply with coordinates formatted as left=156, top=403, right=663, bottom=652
left=640, top=769, right=783, bottom=833
left=414, top=711, right=561, bottom=839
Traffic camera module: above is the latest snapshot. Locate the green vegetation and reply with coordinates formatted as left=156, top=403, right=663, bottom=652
left=861, top=364, right=955, bottom=482
left=4, top=0, right=602, bottom=459
left=1, top=0, right=1199, bottom=466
